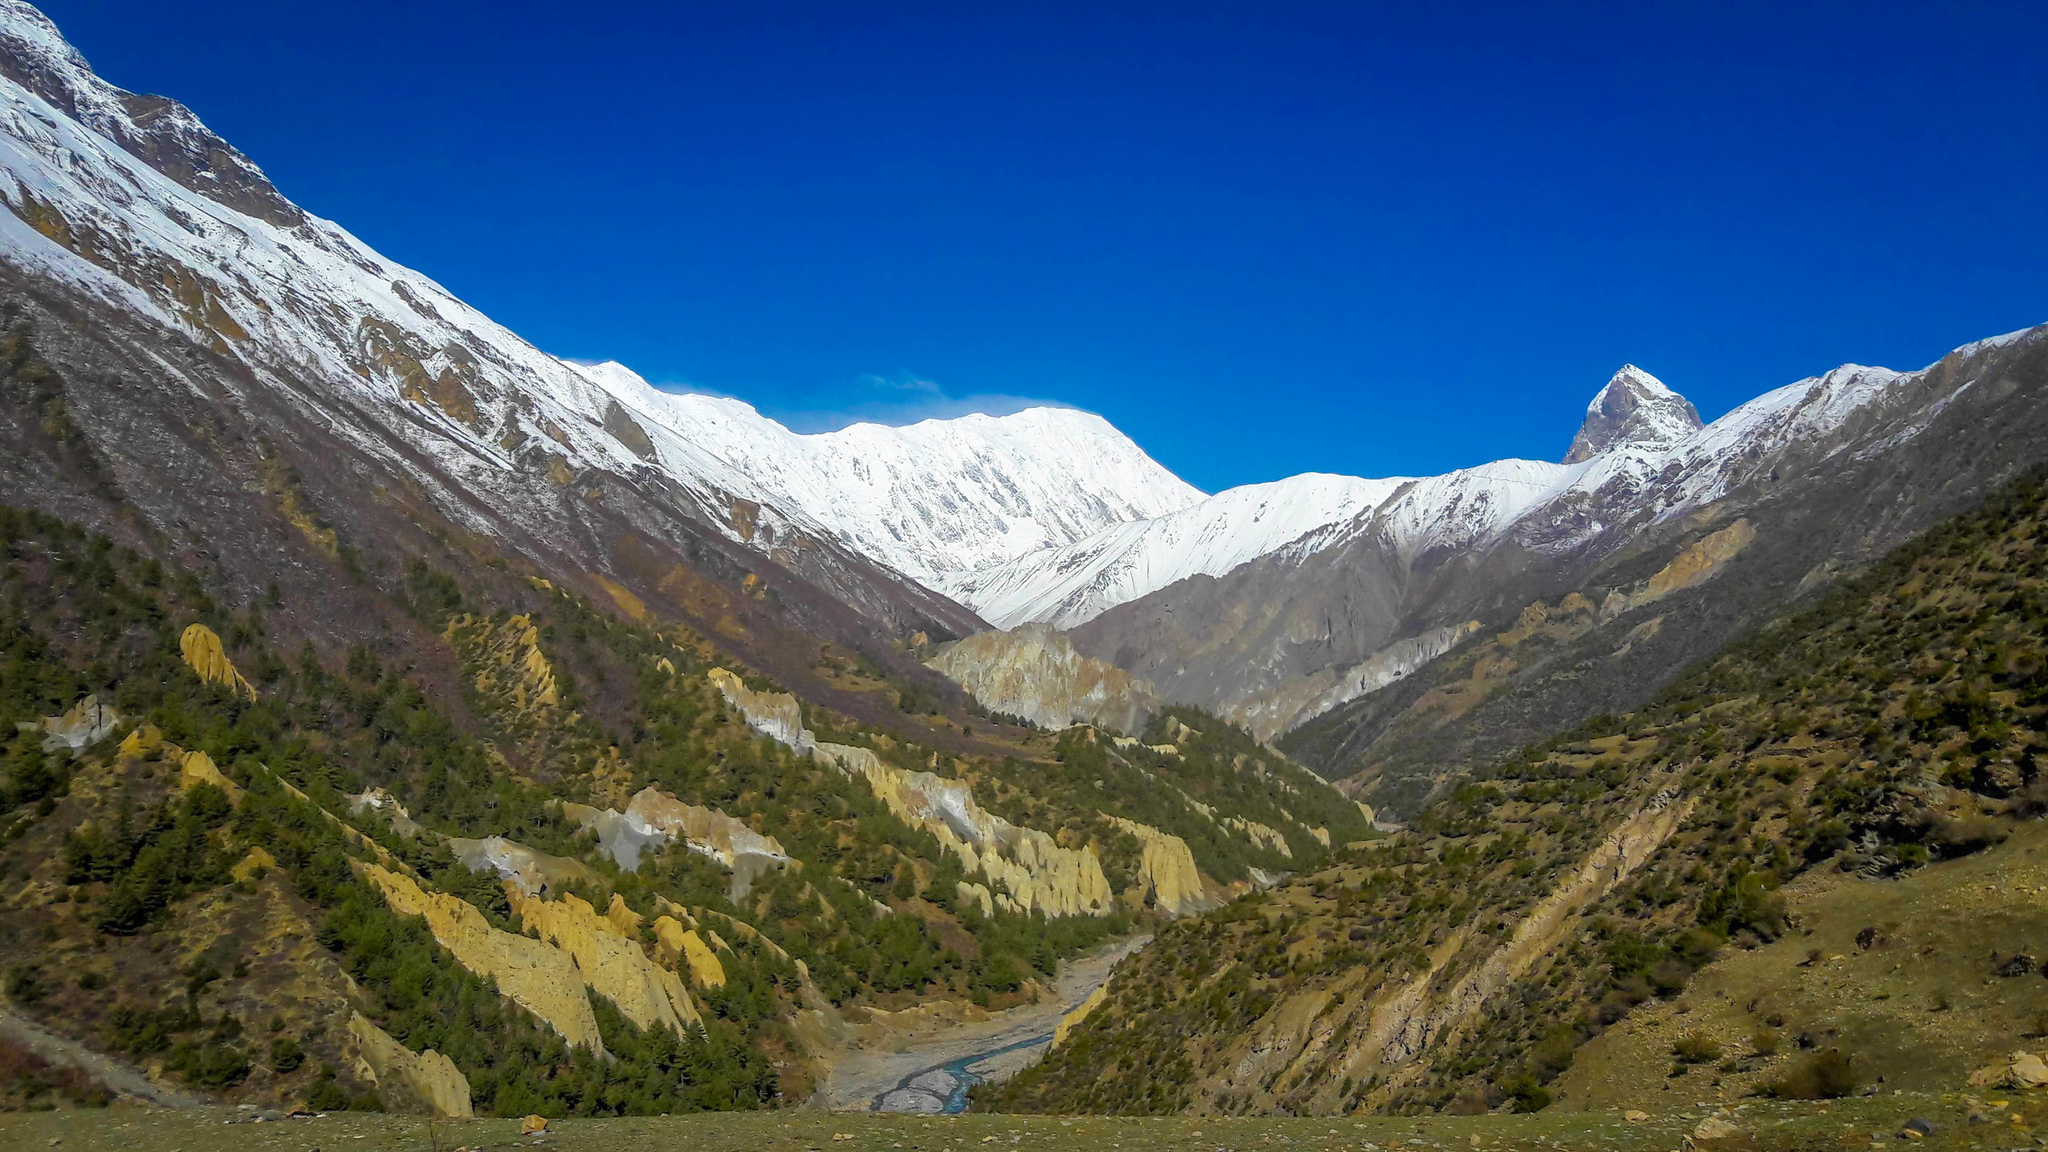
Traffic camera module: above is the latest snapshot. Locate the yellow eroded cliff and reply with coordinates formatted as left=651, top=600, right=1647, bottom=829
left=444, top=613, right=560, bottom=716
left=508, top=889, right=701, bottom=1034
left=711, top=667, right=1114, bottom=917
left=348, top=1012, right=472, bottom=1117
left=358, top=863, right=606, bottom=1054
left=1103, top=815, right=1211, bottom=916
left=179, top=623, right=255, bottom=698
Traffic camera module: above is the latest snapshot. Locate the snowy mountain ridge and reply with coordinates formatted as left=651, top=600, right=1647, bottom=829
left=558, top=360, right=1203, bottom=586
left=0, top=0, right=1198, bottom=604
left=0, top=0, right=2033, bottom=692
left=944, top=356, right=1943, bottom=632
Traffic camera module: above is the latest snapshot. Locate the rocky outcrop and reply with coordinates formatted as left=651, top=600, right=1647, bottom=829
left=651, top=918, right=727, bottom=990
left=446, top=835, right=597, bottom=896
left=711, top=668, right=1116, bottom=918
left=1222, top=816, right=1292, bottom=859
left=179, top=623, right=254, bottom=698
left=507, top=888, right=701, bottom=1034
left=444, top=613, right=559, bottom=717
left=23, top=693, right=120, bottom=755
left=1221, top=622, right=1483, bottom=741
left=348, top=1012, right=472, bottom=1117
left=358, top=862, right=606, bottom=1054
left=1051, top=983, right=1109, bottom=1050
left=1103, top=816, right=1211, bottom=916
left=926, top=623, right=1161, bottom=734
left=1599, top=518, right=1756, bottom=618
left=348, top=786, right=421, bottom=838
left=955, top=880, right=995, bottom=918
left=1564, top=365, right=1703, bottom=463
left=177, top=749, right=242, bottom=802
left=561, top=787, right=791, bottom=901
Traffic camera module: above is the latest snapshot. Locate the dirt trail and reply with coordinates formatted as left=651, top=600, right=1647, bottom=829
left=0, top=1002, right=203, bottom=1109
left=817, top=935, right=1148, bottom=1111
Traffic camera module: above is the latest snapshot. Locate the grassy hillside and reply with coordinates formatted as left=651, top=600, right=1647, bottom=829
left=988, top=469, right=2048, bottom=1116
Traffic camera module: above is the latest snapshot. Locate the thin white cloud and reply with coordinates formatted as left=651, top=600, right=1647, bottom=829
left=766, top=372, right=1076, bottom=432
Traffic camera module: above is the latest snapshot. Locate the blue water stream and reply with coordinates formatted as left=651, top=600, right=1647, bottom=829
left=872, top=1031, right=1054, bottom=1114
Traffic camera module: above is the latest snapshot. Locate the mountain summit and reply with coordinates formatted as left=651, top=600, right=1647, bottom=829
left=1562, top=364, right=1703, bottom=463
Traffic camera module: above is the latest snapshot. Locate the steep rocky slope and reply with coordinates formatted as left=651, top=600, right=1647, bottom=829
left=1280, top=328, right=2048, bottom=816
left=924, top=624, right=1162, bottom=734
left=1037, top=331, right=2048, bottom=817
left=990, top=469, right=2048, bottom=1116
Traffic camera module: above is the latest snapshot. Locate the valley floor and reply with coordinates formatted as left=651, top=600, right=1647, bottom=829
left=6, top=1094, right=2041, bottom=1152
left=818, top=936, right=1149, bottom=1111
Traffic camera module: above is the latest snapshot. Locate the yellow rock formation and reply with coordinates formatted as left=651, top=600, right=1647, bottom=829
left=711, top=668, right=1117, bottom=918
left=178, top=750, right=244, bottom=803
left=231, top=846, right=277, bottom=883
left=605, top=892, right=642, bottom=937
left=1222, top=816, right=1292, bottom=859
left=955, top=880, right=994, bottom=918
left=179, top=623, right=255, bottom=699
left=1601, top=519, right=1757, bottom=619
left=348, top=1012, right=473, bottom=1117
left=924, top=623, right=1160, bottom=734
left=1104, top=815, right=1211, bottom=916
left=1052, top=983, right=1109, bottom=1049
left=675, top=928, right=727, bottom=990
left=507, top=889, right=701, bottom=1034
left=444, top=614, right=559, bottom=714
left=359, top=863, right=606, bottom=1054
left=116, top=724, right=164, bottom=760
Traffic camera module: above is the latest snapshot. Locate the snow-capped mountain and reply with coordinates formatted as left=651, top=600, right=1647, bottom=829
left=0, top=0, right=1193, bottom=619
left=942, top=358, right=1907, bottom=634
left=559, top=361, right=1201, bottom=587
left=946, top=473, right=1404, bottom=629
left=1563, top=364, right=1702, bottom=463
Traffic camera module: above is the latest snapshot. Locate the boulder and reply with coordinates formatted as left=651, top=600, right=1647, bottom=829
left=1692, top=1116, right=1740, bottom=1140
left=30, top=693, right=121, bottom=755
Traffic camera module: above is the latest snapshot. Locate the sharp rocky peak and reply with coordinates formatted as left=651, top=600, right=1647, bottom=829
left=1562, top=364, right=1703, bottom=464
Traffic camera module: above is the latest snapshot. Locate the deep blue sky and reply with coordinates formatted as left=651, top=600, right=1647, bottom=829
left=39, top=1, right=2048, bottom=493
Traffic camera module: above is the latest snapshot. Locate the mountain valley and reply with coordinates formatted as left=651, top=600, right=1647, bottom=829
left=0, top=0, right=2045, bottom=1137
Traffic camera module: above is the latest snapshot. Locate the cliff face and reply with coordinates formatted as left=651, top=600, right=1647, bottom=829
left=710, top=667, right=1116, bottom=917
left=507, top=888, right=702, bottom=1035
left=560, top=786, right=792, bottom=901
left=348, top=1012, right=472, bottom=1118
left=925, top=622, right=1160, bottom=734
left=1102, top=816, right=1212, bottom=917
left=358, top=863, right=608, bottom=1055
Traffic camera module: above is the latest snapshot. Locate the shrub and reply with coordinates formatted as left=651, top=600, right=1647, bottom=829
left=1672, top=1031, right=1722, bottom=1064
left=1766, top=1048, right=1857, bottom=1099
